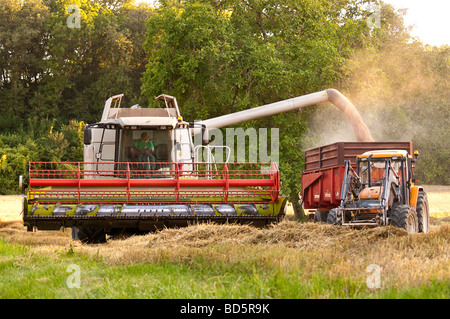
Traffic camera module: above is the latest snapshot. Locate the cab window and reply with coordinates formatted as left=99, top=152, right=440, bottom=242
left=121, top=129, right=171, bottom=162
left=359, top=160, right=402, bottom=185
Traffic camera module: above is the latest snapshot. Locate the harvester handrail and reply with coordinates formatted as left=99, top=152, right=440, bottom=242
left=27, top=161, right=280, bottom=204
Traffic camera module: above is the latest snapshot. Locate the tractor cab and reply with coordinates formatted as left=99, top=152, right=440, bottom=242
left=356, top=150, right=412, bottom=206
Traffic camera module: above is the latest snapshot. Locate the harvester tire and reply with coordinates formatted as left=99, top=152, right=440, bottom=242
left=390, top=205, right=418, bottom=233
left=326, top=208, right=341, bottom=225
left=72, top=226, right=107, bottom=244
left=416, top=191, right=430, bottom=233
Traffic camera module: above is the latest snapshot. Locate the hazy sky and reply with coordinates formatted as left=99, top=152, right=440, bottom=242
left=135, top=0, right=449, bottom=46
left=384, top=0, right=449, bottom=46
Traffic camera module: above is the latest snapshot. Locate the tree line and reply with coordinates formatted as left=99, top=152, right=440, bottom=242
left=0, top=1, right=448, bottom=218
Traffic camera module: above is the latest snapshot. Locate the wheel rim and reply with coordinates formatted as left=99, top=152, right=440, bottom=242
left=423, top=203, right=430, bottom=233
left=406, top=213, right=416, bottom=233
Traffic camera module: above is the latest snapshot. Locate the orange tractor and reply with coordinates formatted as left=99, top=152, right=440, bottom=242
left=301, top=143, right=429, bottom=233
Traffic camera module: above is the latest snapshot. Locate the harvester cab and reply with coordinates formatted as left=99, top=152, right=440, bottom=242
left=327, top=150, right=429, bottom=233
left=84, top=94, right=194, bottom=168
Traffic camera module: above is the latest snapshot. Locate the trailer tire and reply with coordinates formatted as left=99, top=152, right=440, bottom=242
left=314, top=211, right=329, bottom=223
left=72, top=226, right=107, bottom=244
left=327, top=208, right=341, bottom=225
left=390, top=205, right=418, bottom=233
left=416, top=191, right=430, bottom=233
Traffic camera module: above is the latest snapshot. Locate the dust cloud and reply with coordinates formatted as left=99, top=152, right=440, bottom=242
left=304, top=41, right=449, bottom=151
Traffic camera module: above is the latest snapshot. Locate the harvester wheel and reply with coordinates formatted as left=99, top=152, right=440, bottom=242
left=72, top=226, right=107, bottom=244
left=326, top=208, right=341, bottom=225
left=390, top=205, right=418, bottom=233
left=416, top=191, right=430, bottom=233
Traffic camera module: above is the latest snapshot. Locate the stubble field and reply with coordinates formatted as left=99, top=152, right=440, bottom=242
left=0, top=185, right=449, bottom=299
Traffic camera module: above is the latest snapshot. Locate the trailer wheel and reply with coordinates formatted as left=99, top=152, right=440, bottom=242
left=416, top=191, right=430, bottom=233
left=327, top=208, right=341, bottom=225
left=72, top=226, right=107, bottom=244
left=390, top=205, right=418, bottom=233
left=314, top=211, right=329, bottom=223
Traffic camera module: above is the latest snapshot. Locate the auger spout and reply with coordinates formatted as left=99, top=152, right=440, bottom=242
left=195, top=89, right=373, bottom=142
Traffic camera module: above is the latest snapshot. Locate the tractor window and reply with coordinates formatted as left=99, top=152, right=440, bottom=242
left=359, top=161, right=385, bottom=185
left=121, top=129, right=171, bottom=163
left=359, top=160, right=403, bottom=186
left=391, top=161, right=401, bottom=177
left=390, top=161, right=403, bottom=185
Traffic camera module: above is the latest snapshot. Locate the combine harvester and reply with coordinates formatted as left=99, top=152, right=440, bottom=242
left=22, top=89, right=373, bottom=243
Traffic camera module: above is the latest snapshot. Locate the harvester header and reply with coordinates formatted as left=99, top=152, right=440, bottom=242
left=25, top=161, right=284, bottom=242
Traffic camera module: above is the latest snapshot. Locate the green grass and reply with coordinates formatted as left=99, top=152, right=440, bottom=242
left=0, top=239, right=448, bottom=299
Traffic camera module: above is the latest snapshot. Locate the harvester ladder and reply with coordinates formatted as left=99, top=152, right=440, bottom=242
left=194, top=145, right=231, bottom=179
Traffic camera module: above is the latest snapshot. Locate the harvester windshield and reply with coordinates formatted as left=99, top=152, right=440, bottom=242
left=121, top=129, right=171, bottom=163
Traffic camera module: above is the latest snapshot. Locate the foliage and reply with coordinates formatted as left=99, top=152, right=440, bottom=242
left=0, top=0, right=153, bottom=128
left=0, top=0, right=448, bottom=199
left=0, top=119, right=85, bottom=194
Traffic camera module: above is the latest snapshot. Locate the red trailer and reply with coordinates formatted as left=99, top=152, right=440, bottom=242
left=300, top=142, right=414, bottom=214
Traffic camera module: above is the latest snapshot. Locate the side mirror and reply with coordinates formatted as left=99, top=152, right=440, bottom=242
left=84, top=127, right=92, bottom=145
left=412, top=150, right=419, bottom=163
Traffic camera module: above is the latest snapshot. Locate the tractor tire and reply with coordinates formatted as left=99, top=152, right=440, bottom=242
left=390, top=205, right=418, bottom=233
left=72, top=226, right=107, bottom=244
left=327, top=208, right=341, bottom=225
left=416, top=191, right=430, bottom=233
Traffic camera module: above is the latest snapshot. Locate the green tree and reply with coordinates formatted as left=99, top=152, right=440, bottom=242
left=0, top=0, right=49, bottom=129
left=34, top=0, right=152, bottom=123
left=0, top=0, right=153, bottom=130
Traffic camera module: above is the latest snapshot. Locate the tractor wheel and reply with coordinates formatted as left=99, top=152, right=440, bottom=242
left=327, top=208, right=341, bottom=225
left=416, top=191, right=430, bottom=233
left=390, top=205, right=418, bottom=233
left=72, top=226, right=107, bottom=244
